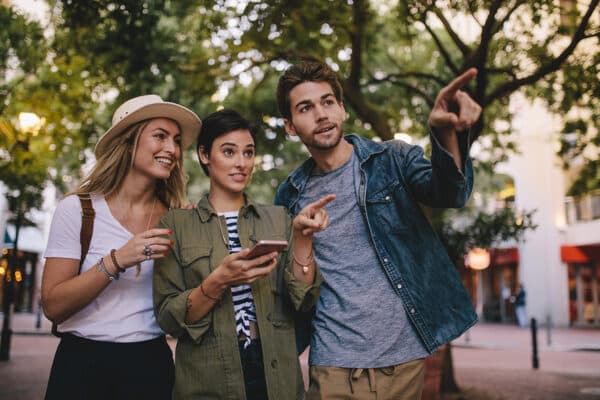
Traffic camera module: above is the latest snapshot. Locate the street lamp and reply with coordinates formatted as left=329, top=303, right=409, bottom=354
left=0, top=112, right=43, bottom=361
left=18, top=112, right=44, bottom=135
left=467, top=247, right=491, bottom=319
left=467, top=247, right=491, bottom=271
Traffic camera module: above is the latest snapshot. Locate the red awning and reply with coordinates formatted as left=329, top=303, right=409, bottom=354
left=561, top=244, right=600, bottom=263
left=490, top=248, right=519, bottom=265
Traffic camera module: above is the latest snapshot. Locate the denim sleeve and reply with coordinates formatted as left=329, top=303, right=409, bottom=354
left=274, top=182, right=288, bottom=208
left=399, top=129, right=473, bottom=208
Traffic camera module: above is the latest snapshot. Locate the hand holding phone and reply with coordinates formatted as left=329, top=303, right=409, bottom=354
left=245, top=240, right=288, bottom=259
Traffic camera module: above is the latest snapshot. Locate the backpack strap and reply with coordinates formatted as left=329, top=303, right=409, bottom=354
left=51, top=194, right=95, bottom=337
left=77, top=194, right=95, bottom=273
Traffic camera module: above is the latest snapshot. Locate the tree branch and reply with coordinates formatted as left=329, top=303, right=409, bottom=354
left=387, top=80, right=435, bottom=108
left=468, top=0, right=503, bottom=69
left=363, top=71, right=446, bottom=88
left=421, top=17, right=459, bottom=74
left=431, top=6, right=471, bottom=57
left=341, top=79, right=394, bottom=141
left=485, top=0, right=599, bottom=105
left=348, top=0, right=366, bottom=87
left=486, top=67, right=518, bottom=80
left=492, top=0, right=527, bottom=36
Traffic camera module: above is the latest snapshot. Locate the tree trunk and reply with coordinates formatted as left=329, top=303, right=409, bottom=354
left=440, top=343, right=460, bottom=393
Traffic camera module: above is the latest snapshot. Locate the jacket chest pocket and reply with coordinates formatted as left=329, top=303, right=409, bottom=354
left=180, top=246, right=212, bottom=288
left=366, top=180, right=410, bottom=234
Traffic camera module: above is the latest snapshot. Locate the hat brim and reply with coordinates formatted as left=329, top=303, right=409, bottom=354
left=94, top=102, right=202, bottom=158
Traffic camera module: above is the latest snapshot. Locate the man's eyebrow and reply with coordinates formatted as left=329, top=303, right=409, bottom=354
left=294, top=93, right=335, bottom=109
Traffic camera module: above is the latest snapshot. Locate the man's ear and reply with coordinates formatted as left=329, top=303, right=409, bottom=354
left=283, top=119, right=297, bottom=137
left=198, top=146, right=210, bottom=166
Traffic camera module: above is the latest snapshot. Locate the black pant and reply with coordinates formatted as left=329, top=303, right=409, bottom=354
left=45, top=333, right=174, bottom=400
left=239, top=339, right=269, bottom=400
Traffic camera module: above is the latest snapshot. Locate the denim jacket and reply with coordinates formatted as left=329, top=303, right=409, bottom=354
left=275, top=133, right=478, bottom=353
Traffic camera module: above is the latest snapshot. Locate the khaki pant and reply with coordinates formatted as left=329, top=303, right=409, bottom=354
left=306, top=359, right=425, bottom=400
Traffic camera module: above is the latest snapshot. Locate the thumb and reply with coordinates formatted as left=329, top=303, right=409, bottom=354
left=431, top=111, right=459, bottom=129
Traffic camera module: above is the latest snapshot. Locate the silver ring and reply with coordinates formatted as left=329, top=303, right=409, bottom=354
left=143, top=244, right=153, bottom=257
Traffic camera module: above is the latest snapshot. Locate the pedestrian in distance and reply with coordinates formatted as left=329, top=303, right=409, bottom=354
left=42, top=94, right=201, bottom=400
left=514, top=284, right=527, bottom=327
left=153, top=109, right=333, bottom=400
left=274, top=59, right=483, bottom=399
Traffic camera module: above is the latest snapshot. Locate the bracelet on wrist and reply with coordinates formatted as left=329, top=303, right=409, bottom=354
left=110, top=249, right=126, bottom=273
left=200, top=281, right=219, bottom=302
left=97, top=257, right=119, bottom=281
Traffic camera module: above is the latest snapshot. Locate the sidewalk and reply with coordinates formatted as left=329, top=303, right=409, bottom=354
left=1, top=313, right=599, bottom=400
left=453, top=321, right=600, bottom=352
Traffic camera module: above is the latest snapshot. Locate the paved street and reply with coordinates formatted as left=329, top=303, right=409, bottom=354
left=0, top=313, right=599, bottom=399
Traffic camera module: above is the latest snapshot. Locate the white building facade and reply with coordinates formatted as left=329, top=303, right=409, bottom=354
left=489, top=93, right=600, bottom=328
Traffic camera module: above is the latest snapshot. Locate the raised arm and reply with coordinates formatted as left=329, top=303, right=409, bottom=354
left=428, top=68, right=482, bottom=171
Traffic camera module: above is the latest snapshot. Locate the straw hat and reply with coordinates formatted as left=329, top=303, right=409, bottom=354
left=94, top=95, right=202, bottom=158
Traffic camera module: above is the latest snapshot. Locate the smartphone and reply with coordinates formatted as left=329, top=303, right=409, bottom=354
left=245, top=240, right=288, bottom=259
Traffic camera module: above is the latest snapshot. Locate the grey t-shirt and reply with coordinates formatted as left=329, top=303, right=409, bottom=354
left=299, top=151, right=429, bottom=368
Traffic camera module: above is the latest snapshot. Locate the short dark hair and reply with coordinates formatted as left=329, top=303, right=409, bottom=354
left=276, top=59, right=343, bottom=120
left=196, top=109, right=256, bottom=175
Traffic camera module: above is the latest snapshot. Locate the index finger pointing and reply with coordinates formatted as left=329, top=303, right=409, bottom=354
left=309, top=194, right=336, bottom=210
left=443, top=68, right=477, bottom=97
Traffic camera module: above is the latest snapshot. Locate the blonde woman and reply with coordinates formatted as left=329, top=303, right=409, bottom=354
left=42, top=95, right=201, bottom=400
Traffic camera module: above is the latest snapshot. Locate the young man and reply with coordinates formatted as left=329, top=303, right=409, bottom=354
left=274, top=60, right=481, bottom=399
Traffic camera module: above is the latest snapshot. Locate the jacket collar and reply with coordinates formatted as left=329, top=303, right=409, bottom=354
left=195, top=194, right=261, bottom=223
left=287, top=134, right=386, bottom=189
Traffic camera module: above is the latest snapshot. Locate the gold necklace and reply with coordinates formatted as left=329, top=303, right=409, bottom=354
left=207, top=197, right=234, bottom=252
left=215, top=214, right=232, bottom=252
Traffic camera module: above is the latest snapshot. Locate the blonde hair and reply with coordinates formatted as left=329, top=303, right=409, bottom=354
left=73, top=120, right=187, bottom=208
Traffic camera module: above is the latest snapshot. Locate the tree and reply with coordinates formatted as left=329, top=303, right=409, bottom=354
left=187, top=0, right=599, bottom=192
left=0, top=6, right=51, bottom=219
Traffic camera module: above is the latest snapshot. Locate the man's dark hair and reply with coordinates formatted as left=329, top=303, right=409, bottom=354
left=276, top=59, right=343, bottom=120
left=196, top=108, right=256, bottom=176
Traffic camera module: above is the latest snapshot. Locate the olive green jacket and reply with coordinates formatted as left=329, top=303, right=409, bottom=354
left=153, top=196, right=322, bottom=400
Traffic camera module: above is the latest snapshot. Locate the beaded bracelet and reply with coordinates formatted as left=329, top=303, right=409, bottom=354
left=97, top=257, right=119, bottom=281
left=110, top=249, right=126, bottom=273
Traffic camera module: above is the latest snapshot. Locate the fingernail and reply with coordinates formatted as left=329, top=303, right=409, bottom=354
left=163, top=252, right=168, bottom=257
left=170, top=240, right=174, bottom=245
left=168, top=229, right=173, bottom=234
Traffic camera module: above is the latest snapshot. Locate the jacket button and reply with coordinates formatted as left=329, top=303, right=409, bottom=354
left=410, top=308, right=415, bottom=314
left=271, top=360, right=278, bottom=369
left=397, top=284, right=402, bottom=289
left=383, top=258, right=388, bottom=263
left=385, top=195, right=390, bottom=201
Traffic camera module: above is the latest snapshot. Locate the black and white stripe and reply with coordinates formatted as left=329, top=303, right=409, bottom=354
left=221, top=212, right=257, bottom=349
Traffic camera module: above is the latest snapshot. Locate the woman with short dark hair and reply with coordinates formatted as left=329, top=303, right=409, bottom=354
left=153, top=109, right=333, bottom=400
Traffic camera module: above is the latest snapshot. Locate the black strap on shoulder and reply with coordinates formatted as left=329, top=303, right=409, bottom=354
left=77, top=194, right=95, bottom=274
left=52, top=194, right=95, bottom=337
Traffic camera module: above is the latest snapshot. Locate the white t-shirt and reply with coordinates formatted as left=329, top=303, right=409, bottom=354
left=44, top=194, right=162, bottom=342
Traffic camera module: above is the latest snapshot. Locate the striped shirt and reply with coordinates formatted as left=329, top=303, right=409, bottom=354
left=220, top=211, right=257, bottom=349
